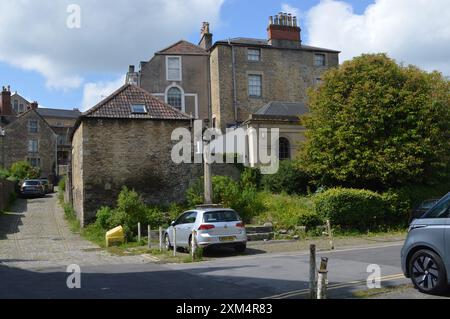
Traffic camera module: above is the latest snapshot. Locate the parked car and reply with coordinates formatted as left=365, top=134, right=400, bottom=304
left=39, top=178, right=54, bottom=194
left=409, top=198, right=441, bottom=222
left=165, top=208, right=247, bottom=253
left=401, top=192, right=450, bottom=294
left=20, top=179, right=46, bottom=197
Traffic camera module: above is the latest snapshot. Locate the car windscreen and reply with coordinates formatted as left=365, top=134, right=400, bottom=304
left=23, top=181, right=40, bottom=186
left=203, top=211, right=240, bottom=223
left=422, top=194, right=450, bottom=219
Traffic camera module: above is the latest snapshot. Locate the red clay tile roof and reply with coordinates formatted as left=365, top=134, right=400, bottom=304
left=157, top=40, right=208, bottom=56
left=83, top=84, right=191, bottom=120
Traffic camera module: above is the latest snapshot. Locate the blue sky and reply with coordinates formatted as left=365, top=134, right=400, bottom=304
left=1, top=0, right=447, bottom=111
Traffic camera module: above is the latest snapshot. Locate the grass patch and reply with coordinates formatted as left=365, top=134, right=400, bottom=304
left=352, top=284, right=413, bottom=299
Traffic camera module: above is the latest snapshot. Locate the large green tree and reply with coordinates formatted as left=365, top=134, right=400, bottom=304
left=299, top=54, right=450, bottom=190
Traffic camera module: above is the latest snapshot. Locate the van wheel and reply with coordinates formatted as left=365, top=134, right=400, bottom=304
left=165, top=234, right=172, bottom=251
left=409, top=249, right=448, bottom=295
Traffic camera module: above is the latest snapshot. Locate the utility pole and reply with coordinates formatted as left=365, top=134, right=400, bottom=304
left=203, top=136, right=213, bottom=205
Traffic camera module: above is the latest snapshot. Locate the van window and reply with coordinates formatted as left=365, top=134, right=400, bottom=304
left=422, top=194, right=450, bottom=219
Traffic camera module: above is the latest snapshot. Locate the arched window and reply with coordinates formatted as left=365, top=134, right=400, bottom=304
left=167, top=87, right=182, bottom=110
left=279, top=137, right=291, bottom=160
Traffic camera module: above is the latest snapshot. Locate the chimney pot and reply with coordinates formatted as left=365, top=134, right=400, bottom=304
left=129, top=65, right=135, bottom=73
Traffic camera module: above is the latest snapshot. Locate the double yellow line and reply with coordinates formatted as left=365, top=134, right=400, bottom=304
left=262, top=273, right=406, bottom=299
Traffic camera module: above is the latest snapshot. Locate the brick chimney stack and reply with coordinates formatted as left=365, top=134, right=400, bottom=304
left=199, top=22, right=213, bottom=50
left=267, top=12, right=301, bottom=48
left=0, top=86, right=12, bottom=115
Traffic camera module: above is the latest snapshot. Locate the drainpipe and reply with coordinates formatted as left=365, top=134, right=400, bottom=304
left=228, top=39, right=238, bottom=126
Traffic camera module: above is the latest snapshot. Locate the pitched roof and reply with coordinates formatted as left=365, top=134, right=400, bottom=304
left=83, top=84, right=191, bottom=121
left=156, top=40, right=209, bottom=56
left=214, top=37, right=340, bottom=53
left=255, top=101, right=309, bottom=117
left=37, top=108, right=81, bottom=119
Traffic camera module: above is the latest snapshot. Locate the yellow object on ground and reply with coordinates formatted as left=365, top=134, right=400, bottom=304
left=105, top=226, right=125, bottom=247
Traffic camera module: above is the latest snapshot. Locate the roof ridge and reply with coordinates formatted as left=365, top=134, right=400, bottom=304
left=156, top=39, right=208, bottom=55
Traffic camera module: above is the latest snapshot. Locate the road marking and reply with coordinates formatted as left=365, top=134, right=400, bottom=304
left=262, top=273, right=406, bottom=299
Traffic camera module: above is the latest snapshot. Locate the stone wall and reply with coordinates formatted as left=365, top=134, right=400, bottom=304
left=71, top=118, right=241, bottom=226
left=0, top=178, right=15, bottom=211
left=0, top=109, right=57, bottom=177
left=211, top=44, right=339, bottom=130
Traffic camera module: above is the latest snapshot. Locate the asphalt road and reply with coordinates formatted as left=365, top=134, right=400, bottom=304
left=0, top=193, right=412, bottom=299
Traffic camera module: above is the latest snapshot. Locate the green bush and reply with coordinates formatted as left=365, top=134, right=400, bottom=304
left=314, top=188, right=386, bottom=231
left=58, top=177, right=66, bottom=192
left=0, top=168, right=10, bottom=179
left=95, top=206, right=114, bottom=229
left=255, top=192, right=322, bottom=230
left=240, top=167, right=261, bottom=189
left=261, top=160, right=311, bottom=195
left=9, top=161, right=40, bottom=180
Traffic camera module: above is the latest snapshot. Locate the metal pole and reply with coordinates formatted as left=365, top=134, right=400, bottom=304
left=317, top=257, right=329, bottom=299
left=148, top=225, right=151, bottom=249
left=204, top=141, right=212, bottom=204
left=138, top=222, right=141, bottom=243
left=309, top=244, right=317, bottom=299
left=173, top=227, right=177, bottom=257
left=159, top=227, right=163, bottom=252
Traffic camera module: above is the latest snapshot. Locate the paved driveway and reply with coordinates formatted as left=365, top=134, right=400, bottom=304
left=0, top=193, right=146, bottom=270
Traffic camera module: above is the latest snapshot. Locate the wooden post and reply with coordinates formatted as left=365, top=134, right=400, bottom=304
left=191, top=229, right=197, bottom=261
left=173, top=227, right=177, bottom=257
left=317, top=257, right=329, bottom=299
left=148, top=225, right=151, bottom=249
left=138, top=222, right=141, bottom=243
left=309, top=244, right=317, bottom=299
left=326, top=220, right=334, bottom=250
left=159, top=227, right=163, bottom=252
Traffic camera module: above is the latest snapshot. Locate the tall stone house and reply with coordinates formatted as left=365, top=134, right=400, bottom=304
left=126, top=40, right=210, bottom=120
left=0, top=86, right=57, bottom=178
left=127, top=13, right=340, bottom=162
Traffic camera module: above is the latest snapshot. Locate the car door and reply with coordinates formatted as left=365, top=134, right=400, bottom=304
left=170, top=212, right=188, bottom=247
left=176, top=211, right=197, bottom=247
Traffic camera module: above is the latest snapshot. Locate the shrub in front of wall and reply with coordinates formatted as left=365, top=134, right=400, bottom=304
left=261, top=160, right=311, bottom=195
left=314, top=188, right=386, bottom=231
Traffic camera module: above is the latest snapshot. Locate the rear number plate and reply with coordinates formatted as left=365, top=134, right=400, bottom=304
left=220, top=236, right=236, bottom=242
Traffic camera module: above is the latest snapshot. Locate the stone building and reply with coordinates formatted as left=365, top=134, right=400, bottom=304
left=0, top=86, right=57, bottom=178
left=70, top=84, right=196, bottom=225
left=126, top=39, right=210, bottom=120
left=210, top=13, right=339, bottom=134
left=37, top=108, right=81, bottom=168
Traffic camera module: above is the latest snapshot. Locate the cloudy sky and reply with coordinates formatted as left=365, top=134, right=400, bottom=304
left=0, top=0, right=448, bottom=111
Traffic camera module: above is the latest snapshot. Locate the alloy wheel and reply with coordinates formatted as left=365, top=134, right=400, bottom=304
left=411, top=255, right=440, bottom=291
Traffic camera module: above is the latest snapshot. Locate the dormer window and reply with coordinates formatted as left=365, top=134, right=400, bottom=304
left=131, top=104, right=147, bottom=114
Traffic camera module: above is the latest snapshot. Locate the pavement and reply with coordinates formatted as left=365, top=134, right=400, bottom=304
left=0, top=192, right=444, bottom=299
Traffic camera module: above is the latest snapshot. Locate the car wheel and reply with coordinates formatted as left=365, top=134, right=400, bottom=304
left=165, top=234, right=172, bottom=251
left=409, top=249, right=448, bottom=295
left=234, top=243, right=246, bottom=253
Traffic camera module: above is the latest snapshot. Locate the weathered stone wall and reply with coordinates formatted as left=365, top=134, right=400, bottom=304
left=71, top=118, right=241, bottom=226
left=211, top=44, right=339, bottom=130
left=0, top=110, right=56, bottom=177
left=0, top=178, right=15, bottom=211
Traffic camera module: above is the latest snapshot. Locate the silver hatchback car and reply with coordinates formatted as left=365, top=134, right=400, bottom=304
left=165, top=208, right=247, bottom=253
left=401, top=192, right=450, bottom=294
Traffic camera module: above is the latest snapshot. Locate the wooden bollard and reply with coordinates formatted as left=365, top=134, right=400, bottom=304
left=326, top=220, right=334, bottom=250
left=173, top=227, right=177, bottom=257
left=317, top=257, right=329, bottom=299
left=138, top=222, right=141, bottom=242
left=148, top=225, right=151, bottom=249
left=309, top=244, right=317, bottom=299
left=159, top=227, right=163, bottom=252
left=191, top=229, right=197, bottom=261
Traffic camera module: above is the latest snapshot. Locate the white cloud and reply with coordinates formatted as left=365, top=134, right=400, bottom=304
left=281, top=3, right=300, bottom=18
left=0, top=0, right=224, bottom=90
left=81, top=76, right=126, bottom=111
left=306, top=0, right=450, bottom=74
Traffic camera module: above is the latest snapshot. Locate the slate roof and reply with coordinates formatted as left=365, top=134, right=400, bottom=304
left=37, top=108, right=81, bottom=119
left=83, top=84, right=191, bottom=121
left=214, top=37, right=340, bottom=53
left=255, top=101, right=309, bottom=117
left=157, top=40, right=209, bottom=56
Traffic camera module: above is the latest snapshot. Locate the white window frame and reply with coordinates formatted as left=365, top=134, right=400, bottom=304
left=28, top=120, right=38, bottom=133
left=130, top=104, right=148, bottom=114
left=166, top=56, right=182, bottom=81
left=164, top=84, right=185, bottom=113
left=248, top=73, right=263, bottom=98
left=314, top=53, right=327, bottom=67
left=28, top=139, right=39, bottom=153
left=247, top=48, right=261, bottom=62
